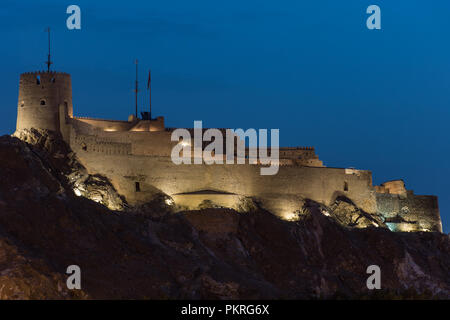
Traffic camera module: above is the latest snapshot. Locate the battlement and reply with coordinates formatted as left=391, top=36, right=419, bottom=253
left=21, top=71, right=70, bottom=76
left=74, top=116, right=131, bottom=123
left=19, top=71, right=71, bottom=86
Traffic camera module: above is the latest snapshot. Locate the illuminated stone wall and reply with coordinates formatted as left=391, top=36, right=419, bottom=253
left=15, top=70, right=443, bottom=232
left=68, top=123, right=442, bottom=232
left=71, top=132, right=377, bottom=219
left=376, top=191, right=442, bottom=232
left=375, top=180, right=407, bottom=196
left=73, top=117, right=135, bottom=132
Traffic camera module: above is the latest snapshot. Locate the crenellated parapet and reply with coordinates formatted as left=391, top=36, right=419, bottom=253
left=21, top=71, right=70, bottom=76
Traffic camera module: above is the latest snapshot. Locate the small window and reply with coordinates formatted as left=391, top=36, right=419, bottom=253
left=135, top=182, right=141, bottom=192
left=344, top=181, right=349, bottom=192
left=40, top=100, right=46, bottom=105
left=36, top=75, right=41, bottom=85
left=51, top=77, right=55, bottom=83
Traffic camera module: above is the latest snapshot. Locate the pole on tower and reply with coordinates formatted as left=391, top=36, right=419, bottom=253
left=45, top=27, right=52, bottom=72
left=147, top=69, right=151, bottom=120
left=134, top=59, right=138, bottom=118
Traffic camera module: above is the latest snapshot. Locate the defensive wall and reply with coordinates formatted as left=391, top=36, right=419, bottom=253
left=65, top=112, right=442, bottom=232
left=70, top=131, right=377, bottom=220
left=375, top=180, right=442, bottom=232
left=15, top=70, right=443, bottom=232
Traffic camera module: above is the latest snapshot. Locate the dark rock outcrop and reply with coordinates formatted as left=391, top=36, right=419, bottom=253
left=0, top=133, right=448, bottom=299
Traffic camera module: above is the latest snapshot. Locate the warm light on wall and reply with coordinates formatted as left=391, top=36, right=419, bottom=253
left=165, top=198, right=174, bottom=206
left=91, top=195, right=102, bottom=203
left=281, top=211, right=300, bottom=221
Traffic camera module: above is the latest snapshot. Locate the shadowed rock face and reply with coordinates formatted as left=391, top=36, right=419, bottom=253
left=0, top=132, right=448, bottom=299
left=13, top=129, right=127, bottom=210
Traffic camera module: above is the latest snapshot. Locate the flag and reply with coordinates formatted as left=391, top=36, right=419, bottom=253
left=147, top=70, right=151, bottom=90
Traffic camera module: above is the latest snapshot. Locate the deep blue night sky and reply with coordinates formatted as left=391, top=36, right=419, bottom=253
left=1, top=0, right=449, bottom=232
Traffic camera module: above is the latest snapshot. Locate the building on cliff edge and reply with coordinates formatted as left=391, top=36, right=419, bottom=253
left=14, top=70, right=443, bottom=232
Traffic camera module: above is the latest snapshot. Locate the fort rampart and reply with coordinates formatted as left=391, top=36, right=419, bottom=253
left=15, top=70, right=443, bottom=232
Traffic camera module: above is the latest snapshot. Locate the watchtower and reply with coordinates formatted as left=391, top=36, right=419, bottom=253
left=16, top=71, right=73, bottom=132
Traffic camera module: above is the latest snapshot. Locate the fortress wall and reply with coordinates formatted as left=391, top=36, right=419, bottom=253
left=68, top=127, right=441, bottom=232
left=72, top=117, right=165, bottom=135
left=74, top=128, right=326, bottom=162
left=277, top=147, right=324, bottom=167
left=73, top=142, right=377, bottom=217
left=295, top=158, right=324, bottom=167
left=17, top=105, right=60, bottom=132
left=375, top=180, right=407, bottom=196
left=409, top=195, right=442, bottom=232
left=72, top=133, right=132, bottom=156
left=279, top=147, right=315, bottom=159
left=72, top=125, right=177, bottom=156
left=129, top=131, right=176, bottom=156
left=59, top=104, right=71, bottom=142
left=129, top=117, right=165, bottom=132
left=73, top=117, right=134, bottom=132
left=172, top=194, right=242, bottom=210
left=14, top=70, right=442, bottom=232
left=376, top=193, right=442, bottom=232
left=151, top=117, right=164, bottom=131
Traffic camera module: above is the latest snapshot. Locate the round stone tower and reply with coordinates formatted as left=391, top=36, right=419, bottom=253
left=16, top=71, right=73, bottom=132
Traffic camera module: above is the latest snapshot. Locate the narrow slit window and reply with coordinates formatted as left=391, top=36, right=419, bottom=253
left=344, top=181, right=349, bottom=192
left=135, top=182, right=141, bottom=192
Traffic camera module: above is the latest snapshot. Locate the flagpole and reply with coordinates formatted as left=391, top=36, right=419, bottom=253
left=148, top=69, right=152, bottom=120
left=45, top=27, right=52, bottom=72
left=134, top=59, right=138, bottom=118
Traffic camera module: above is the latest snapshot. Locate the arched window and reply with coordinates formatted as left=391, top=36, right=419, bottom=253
left=36, top=75, right=41, bottom=85
left=40, top=100, right=46, bottom=105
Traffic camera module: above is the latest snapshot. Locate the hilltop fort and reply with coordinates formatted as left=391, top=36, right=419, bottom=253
left=14, top=70, right=443, bottom=232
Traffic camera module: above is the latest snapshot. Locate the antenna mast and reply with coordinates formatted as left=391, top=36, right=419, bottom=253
left=147, top=69, right=152, bottom=120
left=45, top=27, right=52, bottom=72
left=134, top=59, right=138, bottom=118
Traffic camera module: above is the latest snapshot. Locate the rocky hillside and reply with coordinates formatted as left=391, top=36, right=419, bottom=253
left=0, top=130, right=448, bottom=299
